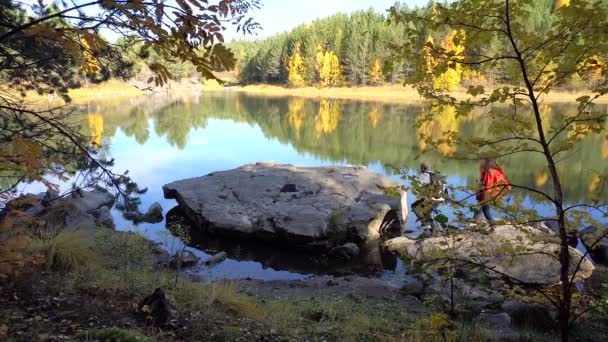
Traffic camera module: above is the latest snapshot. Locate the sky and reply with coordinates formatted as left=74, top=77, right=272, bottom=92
left=18, top=0, right=430, bottom=42
left=223, top=0, right=429, bottom=40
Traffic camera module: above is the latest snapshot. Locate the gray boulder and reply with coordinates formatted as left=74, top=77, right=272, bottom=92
left=163, top=163, right=406, bottom=249
left=580, top=225, right=608, bottom=265
left=501, top=300, right=555, bottom=331
left=384, top=224, right=595, bottom=285
left=41, top=191, right=115, bottom=231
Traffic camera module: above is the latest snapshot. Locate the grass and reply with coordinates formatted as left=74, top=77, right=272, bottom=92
left=30, top=228, right=99, bottom=272
left=78, top=327, right=151, bottom=342
left=12, top=225, right=607, bottom=341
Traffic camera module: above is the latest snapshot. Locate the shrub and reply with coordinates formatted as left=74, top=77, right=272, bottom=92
left=31, top=228, right=98, bottom=272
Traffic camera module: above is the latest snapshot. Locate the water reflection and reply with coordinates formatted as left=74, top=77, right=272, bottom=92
left=81, top=92, right=608, bottom=204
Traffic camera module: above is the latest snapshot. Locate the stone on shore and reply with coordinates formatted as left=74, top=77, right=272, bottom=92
left=384, top=224, right=595, bottom=286
left=163, top=163, right=406, bottom=249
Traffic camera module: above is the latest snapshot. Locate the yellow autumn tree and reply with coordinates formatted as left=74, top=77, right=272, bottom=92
left=319, top=50, right=343, bottom=87
left=315, top=44, right=325, bottom=82
left=287, top=42, right=306, bottom=88
left=80, top=34, right=101, bottom=76
left=431, top=30, right=466, bottom=91
left=553, top=0, right=571, bottom=12
left=369, top=58, right=383, bottom=86
left=423, top=35, right=437, bottom=75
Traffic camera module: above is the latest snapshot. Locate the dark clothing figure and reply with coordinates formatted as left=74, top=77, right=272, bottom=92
left=411, top=163, right=446, bottom=230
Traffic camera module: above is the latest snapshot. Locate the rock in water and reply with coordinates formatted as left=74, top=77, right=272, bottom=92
left=329, top=243, right=360, bottom=260
left=384, top=224, right=595, bottom=286
left=137, top=202, right=164, bottom=224
left=163, top=164, right=405, bottom=249
left=204, top=251, right=228, bottom=267
left=170, top=250, right=200, bottom=268
left=580, top=225, right=608, bottom=265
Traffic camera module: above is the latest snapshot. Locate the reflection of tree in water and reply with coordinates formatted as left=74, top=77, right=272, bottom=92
left=153, top=100, right=209, bottom=149
left=416, top=105, right=459, bottom=157
left=286, top=98, right=305, bottom=139
left=121, top=106, right=150, bottom=145
left=83, top=93, right=608, bottom=203
left=535, top=171, right=549, bottom=187
left=314, top=99, right=342, bottom=137
left=87, top=113, right=103, bottom=148
left=368, top=103, right=382, bottom=128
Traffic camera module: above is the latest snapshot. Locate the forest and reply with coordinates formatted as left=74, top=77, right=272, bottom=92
left=229, top=0, right=606, bottom=90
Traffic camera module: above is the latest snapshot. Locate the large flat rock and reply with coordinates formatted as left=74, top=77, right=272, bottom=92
left=384, top=224, right=595, bottom=286
left=163, top=163, right=406, bottom=248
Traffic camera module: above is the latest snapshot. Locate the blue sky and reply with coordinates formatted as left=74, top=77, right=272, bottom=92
left=226, top=0, right=429, bottom=40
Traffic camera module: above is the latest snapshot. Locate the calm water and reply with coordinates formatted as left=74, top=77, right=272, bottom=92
left=48, top=92, right=608, bottom=281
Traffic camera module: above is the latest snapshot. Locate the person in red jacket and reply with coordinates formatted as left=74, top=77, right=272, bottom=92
left=474, top=158, right=511, bottom=222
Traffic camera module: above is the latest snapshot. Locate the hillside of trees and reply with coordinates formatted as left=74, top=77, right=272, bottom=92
left=229, top=1, right=606, bottom=90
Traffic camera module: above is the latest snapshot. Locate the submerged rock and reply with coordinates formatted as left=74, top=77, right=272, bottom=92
left=384, top=224, right=595, bottom=286
left=163, top=163, right=406, bottom=249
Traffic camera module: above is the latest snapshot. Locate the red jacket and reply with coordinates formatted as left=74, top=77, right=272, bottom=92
left=478, top=167, right=511, bottom=201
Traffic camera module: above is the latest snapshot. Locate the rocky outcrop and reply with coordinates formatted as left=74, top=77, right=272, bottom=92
left=384, top=224, right=595, bottom=286
left=1, top=190, right=115, bottom=231
left=163, top=163, right=406, bottom=250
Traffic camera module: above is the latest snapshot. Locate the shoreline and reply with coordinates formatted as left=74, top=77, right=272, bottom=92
left=17, top=80, right=608, bottom=105
left=229, top=84, right=608, bottom=103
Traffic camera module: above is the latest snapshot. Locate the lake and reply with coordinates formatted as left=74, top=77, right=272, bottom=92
left=70, top=91, right=608, bottom=281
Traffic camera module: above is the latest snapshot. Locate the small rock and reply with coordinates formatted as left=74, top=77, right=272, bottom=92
left=137, top=202, right=164, bottom=224
left=326, top=280, right=339, bottom=286
left=204, top=251, right=227, bottom=267
left=328, top=243, right=360, bottom=260
left=171, top=250, right=200, bottom=268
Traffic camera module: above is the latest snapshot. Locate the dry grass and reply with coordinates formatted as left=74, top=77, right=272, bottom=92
left=31, top=228, right=99, bottom=272
left=233, top=84, right=608, bottom=103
